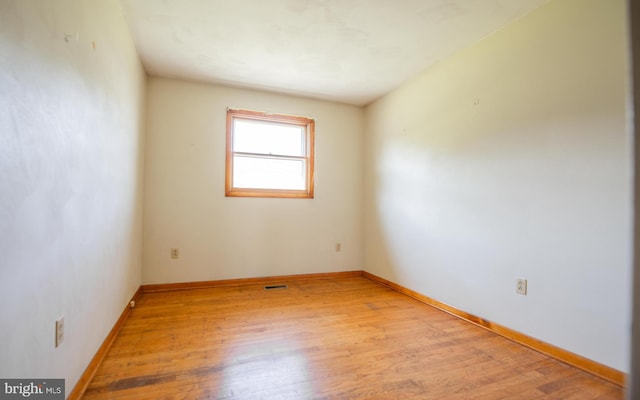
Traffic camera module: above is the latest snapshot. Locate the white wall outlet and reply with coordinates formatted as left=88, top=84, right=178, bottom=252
left=335, top=243, right=341, bottom=252
left=55, top=317, right=64, bottom=347
left=171, top=248, right=179, bottom=259
left=516, top=278, right=528, bottom=295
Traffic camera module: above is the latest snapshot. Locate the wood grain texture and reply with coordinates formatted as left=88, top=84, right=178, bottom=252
left=82, top=276, right=622, bottom=399
left=363, top=271, right=625, bottom=386
left=141, top=270, right=363, bottom=292
left=68, top=286, right=143, bottom=400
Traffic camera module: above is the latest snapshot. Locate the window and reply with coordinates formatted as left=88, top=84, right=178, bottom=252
left=226, top=108, right=315, bottom=198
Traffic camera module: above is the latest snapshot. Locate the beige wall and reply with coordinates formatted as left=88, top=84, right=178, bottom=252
left=0, top=0, right=146, bottom=392
left=143, top=78, right=364, bottom=284
left=629, top=0, right=640, bottom=396
left=364, top=0, right=631, bottom=371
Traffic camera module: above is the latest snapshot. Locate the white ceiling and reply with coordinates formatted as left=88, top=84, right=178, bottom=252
left=121, top=0, right=548, bottom=106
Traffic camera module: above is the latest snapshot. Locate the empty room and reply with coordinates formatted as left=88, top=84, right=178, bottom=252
left=1, top=0, right=637, bottom=398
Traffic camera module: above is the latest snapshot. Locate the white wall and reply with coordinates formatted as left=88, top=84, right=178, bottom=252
left=630, top=0, right=640, bottom=395
left=143, top=78, right=363, bottom=284
left=0, top=0, right=145, bottom=393
left=364, top=0, right=631, bottom=371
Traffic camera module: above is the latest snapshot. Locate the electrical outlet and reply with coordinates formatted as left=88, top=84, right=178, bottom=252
left=55, top=317, right=64, bottom=348
left=335, top=243, right=341, bottom=252
left=171, top=248, right=179, bottom=259
left=516, top=279, right=527, bottom=295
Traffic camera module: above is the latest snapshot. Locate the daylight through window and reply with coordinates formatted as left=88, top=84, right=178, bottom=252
left=226, top=109, right=315, bottom=198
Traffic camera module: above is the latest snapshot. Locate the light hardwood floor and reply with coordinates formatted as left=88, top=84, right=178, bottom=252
left=82, top=276, right=623, bottom=399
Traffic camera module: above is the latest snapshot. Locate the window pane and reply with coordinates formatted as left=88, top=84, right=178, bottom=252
left=233, top=156, right=306, bottom=190
left=233, top=119, right=304, bottom=156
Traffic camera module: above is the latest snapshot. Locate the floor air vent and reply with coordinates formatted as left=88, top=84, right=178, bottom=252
left=264, top=284, right=288, bottom=290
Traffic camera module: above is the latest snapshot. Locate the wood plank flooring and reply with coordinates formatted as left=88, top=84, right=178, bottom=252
left=82, top=276, right=623, bottom=399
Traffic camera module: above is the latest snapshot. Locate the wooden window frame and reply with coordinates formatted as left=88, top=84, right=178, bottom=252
left=225, top=108, right=315, bottom=198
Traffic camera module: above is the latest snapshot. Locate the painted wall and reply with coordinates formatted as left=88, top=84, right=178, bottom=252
left=0, top=0, right=146, bottom=393
left=143, top=78, right=363, bottom=284
left=629, top=0, right=640, bottom=396
left=364, top=0, right=631, bottom=371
